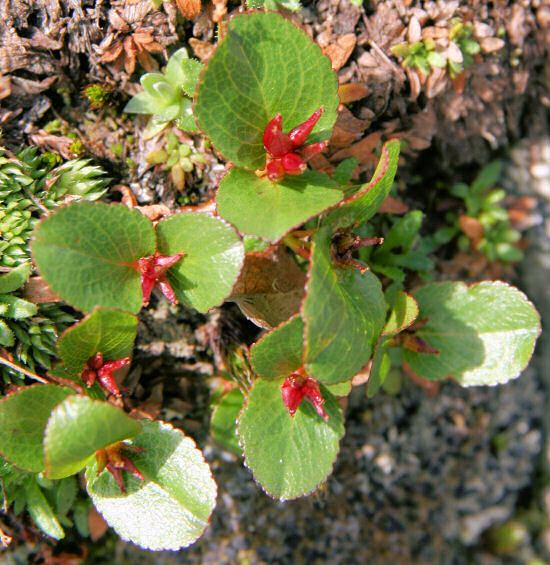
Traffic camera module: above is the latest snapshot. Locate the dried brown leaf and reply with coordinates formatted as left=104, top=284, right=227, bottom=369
left=338, top=83, right=370, bottom=104
left=459, top=215, right=484, bottom=244
left=175, top=0, right=201, bottom=19
left=231, top=246, right=306, bottom=330
left=322, top=34, right=356, bottom=71
left=378, top=196, right=409, bottom=214
left=22, top=277, right=61, bottom=304
left=330, top=131, right=382, bottom=164
left=189, top=38, right=214, bottom=61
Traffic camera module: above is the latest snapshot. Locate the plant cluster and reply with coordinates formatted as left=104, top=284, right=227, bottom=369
left=391, top=19, right=481, bottom=78
left=124, top=48, right=202, bottom=138
left=0, top=12, right=541, bottom=553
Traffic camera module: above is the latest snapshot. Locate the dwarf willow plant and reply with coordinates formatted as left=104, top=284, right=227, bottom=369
left=0, top=11, right=541, bottom=552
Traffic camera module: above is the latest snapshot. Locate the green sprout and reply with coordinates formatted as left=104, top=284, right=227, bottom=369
left=440, top=161, right=523, bottom=263
left=447, top=20, right=481, bottom=77
left=246, top=0, right=302, bottom=11
left=82, top=83, right=113, bottom=109
left=124, top=48, right=203, bottom=138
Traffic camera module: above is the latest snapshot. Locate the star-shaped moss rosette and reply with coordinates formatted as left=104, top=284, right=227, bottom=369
left=195, top=11, right=343, bottom=242
left=31, top=201, right=244, bottom=314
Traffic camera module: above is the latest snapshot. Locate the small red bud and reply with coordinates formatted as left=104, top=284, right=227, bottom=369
left=263, top=113, right=293, bottom=158
left=266, top=159, right=286, bottom=182
left=281, top=153, right=307, bottom=175
left=288, top=108, right=324, bottom=147
left=298, top=141, right=329, bottom=162
left=281, top=373, right=328, bottom=422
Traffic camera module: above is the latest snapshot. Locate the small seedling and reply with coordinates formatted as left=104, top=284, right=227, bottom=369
left=124, top=48, right=202, bottom=137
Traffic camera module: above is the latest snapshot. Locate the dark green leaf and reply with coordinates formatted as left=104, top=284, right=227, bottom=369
left=25, top=479, right=64, bottom=539
left=195, top=12, right=338, bottom=169
left=155, top=212, right=244, bottom=313
left=217, top=168, right=343, bottom=242
left=211, top=388, right=244, bottom=455
left=0, top=385, right=74, bottom=472
left=0, top=262, right=31, bottom=293
left=31, top=202, right=156, bottom=313
left=303, top=226, right=385, bottom=384
left=324, top=140, right=400, bottom=229
left=238, top=379, right=344, bottom=500
left=250, top=315, right=303, bottom=380
left=44, top=396, right=142, bottom=479
left=58, top=307, right=137, bottom=375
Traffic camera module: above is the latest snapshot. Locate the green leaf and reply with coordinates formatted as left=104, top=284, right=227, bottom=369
left=0, top=385, right=74, bottom=472
left=0, top=319, right=14, bottom=346
left=375, top=211, right=423, bottom=256
left=217, top=168, right=343, bottom=242
left=250, top=315, right=303, bottom=380
left=31, top=201, right=156, bottom=314
left=427, top=50, right=447, bottom=68
left=333, top=157, right=358, bottom=185
left=367, top=338, right=392, bottom=398
left=58, top=307, right=138, bottom=375
left=324, top=140, right=400, bottom=229
left=326, top=381, right=352, bottom=396
left=141, top=74, right=177, bottom=106
left=238, top=379, right=344, bottom=501
left=124, top=91, right=158, bottom=115
left=44, top=396, right=142, bottom=479
left=211, top=388, right=244, bottom=455
left=25, top=479, right=64, bottom=539
left=175, top=98, right=199, bottom=132
left=0, top=295, right=37, bottom=319
left=0, top=262, right=31, bottom=293
left=382, top=290, right=419, bottom=335
left=195, top=11, right=338, bottom=170
left=155, top=212, right=244, bottom=313
left=302, top=226, right=385, bottom=384
left=471, top=161, right=501, bottom=195
left=55, top=476, right=77, bottom=519
left=403, top=281, right=541, bottom=386
left=86, top=420, right=217, bottom=551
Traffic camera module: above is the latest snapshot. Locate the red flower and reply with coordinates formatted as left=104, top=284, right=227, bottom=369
left=263, top=108, right=328, bottom=182
left=133, top=251, right=184, bottom=305
left=280, top=371, right=328, bottom=422
left=82, top=352, right=130, bottom=397
left=96, top=442, right=144, bottom=494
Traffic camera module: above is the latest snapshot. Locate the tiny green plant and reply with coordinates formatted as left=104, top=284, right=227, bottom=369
left=124, top=47, right=202, bottom=138
left=439, top=160, right=524, bottom=263
left=0, top=11, right=541, bottom=553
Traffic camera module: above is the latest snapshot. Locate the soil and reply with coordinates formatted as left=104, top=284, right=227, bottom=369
left=1, top=0, right=550, bottom=563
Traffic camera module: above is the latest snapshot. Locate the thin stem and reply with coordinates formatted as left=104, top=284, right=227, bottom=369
left=283, top=234, right=311, bottom=260
left=0, top=354, right=50, bottom=384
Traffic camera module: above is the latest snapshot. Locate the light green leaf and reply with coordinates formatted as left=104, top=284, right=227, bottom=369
left=124, top=91, right=158, bottom=115
left=0, top=385, right=74, bottom=472
left=324, top=140, right=400, bottom=229
left=141, top=74, right=177, bottom=105
left=44, top=396, right=142, bottom=479
left=427, top=50, right=447, bottom=68
left=25, top=479, right=64, bottom=539
left=0, top=295, right=37, bottom=319
left=367, top=338, right=392, bottom=398
left=403, top=281, right=541, bottom=386
left=238, top=379, right=344, bottom=501
left=382, top=290, right=418, bottom=335
left=211, top=388, right=244, bottom=455
left=303, top=226, right=385, bottom=384
left=155, top=212, right=244, bottom=313
left=0, top=319, right=14, bottom=346
left=195, top=11, right=338, bottom=169
left=57, top=307, right=137, bottom=375
left=250, top=315, right=303, bottom=380
left=31, top=201, right=156, bottom=313
left=217, top=168, right=343, bottom=242
left=0, top=262, right=31, bottom=293
left=86, top=420, right=217, bottom=551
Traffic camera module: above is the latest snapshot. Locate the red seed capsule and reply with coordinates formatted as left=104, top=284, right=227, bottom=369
left=281, top=153, right=307, bottom=175
left=299, top=141, right=329, bottom=162
left=266, top=159, right=286, bottom=182
left=288, top=107, right=324, bottom=147
left=263, top=113, right=293, bottom=158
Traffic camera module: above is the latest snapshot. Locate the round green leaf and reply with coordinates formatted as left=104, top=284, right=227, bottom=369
left=86, top=420, right=217, bottom=551
left=58, top=307, right=138, bottom=375
left=238, top=379, right=344, bottom=501
left=0, top=385, right=74, bottom=472
left=211, top=388, right=245, bottom=455
left=403, top=281, right=541, bottom=386
left=217, top=168, right=343, bottom=242
left=31, top=201, right=156, bottom=313
left=0, top=262, right=31, bottom=293
left=155, top=212, right=244, bottom=313
left=303, top=226, right=386, bottom=384
left=195, top=11, right=338, bottom=169
left=44, top=396, right=142, bottom=479
left=250, top=315, right=303, bottom=380
left=324, top=140, right=400, bottom=229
